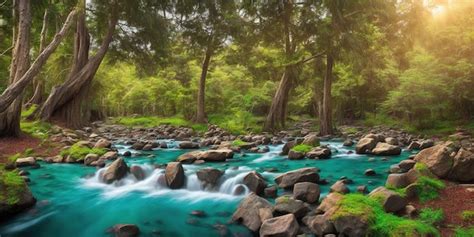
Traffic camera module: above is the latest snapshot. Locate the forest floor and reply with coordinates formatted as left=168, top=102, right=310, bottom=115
left=412, top=183, right=474, bottom=236
left=0, top=134, right=60, bottom=162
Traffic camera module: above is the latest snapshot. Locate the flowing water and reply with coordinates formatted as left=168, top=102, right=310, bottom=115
left=0, top=141, right=414, bottom=237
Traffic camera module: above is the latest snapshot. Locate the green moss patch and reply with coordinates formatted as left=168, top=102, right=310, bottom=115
left=232, top=139, right=250, bottom=147
left=60, top=143, right=106, bottom=161
left=291, top=144, right=313, bottom=153
left=0, top=167, right=27, bottom=205
left=330, top=194, right=439, bottom=237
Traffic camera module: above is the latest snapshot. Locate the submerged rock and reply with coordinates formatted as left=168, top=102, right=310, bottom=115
left=165, top=162, right=185, bottom=189
left=102, top=158, right=129, bottom=184
left=196, top=168, right=223, bottom=188
left=111, top=224, right=140, bottom=237
left=259, top=214, right=299, bottom=237
left=274, top=167, right=320, bottom=189
left=130, top=165, right=146, bottom=181
left=232, top=193, right=273, bottom=232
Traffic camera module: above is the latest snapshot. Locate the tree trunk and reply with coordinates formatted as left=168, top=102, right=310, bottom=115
left=0, top=0, right=30, bottom=137
left=0, top=9, right=77, bottom=114
left=264, top=66, right=294, bottom=131
left=319, top=53, right=334, bottom=136
left=38, top=13, right=117, bottom=128
left=195, top=44, right=212, bottom=124
left=27, top=8, right=49, bottom=106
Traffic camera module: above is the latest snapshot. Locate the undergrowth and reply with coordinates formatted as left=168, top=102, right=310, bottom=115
left=60, top=143, right=106, bottom=161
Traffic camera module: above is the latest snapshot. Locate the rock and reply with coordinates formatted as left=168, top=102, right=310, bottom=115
left=196, top=168, right=223, bottom=188
left=330, top=180, right=350, bottom=194
left=332, top=214, right=369, bottom=237
left=288, top=150, right=305, bottom=160
left=159, top=142, right=168, bottom=148
left=122, top=151, right=131, bottom=157
left=165, top=162, right=185, bottom=189
left=317, top=193, right=343, bottom=213
left=111, top=224, right=139, bottom=237
left=274, top=167, right=320, bottom=189
left=306, top=147, right=331, bottom=159
left=231, top=193, right=273, bottom=232
left=190, top=210, right=207, bottom=217
left=389, top=164, right=402, bottom=174
left=101, top=151, right=118, bottom=160
left=281, top=141, right=296, bottom=156
left=448, top=148, right=474, bottom=182
left=94, top=139, right=111, bottom=149
left=264, top=186, right=278, bottom=198
left=142, top=144, right=153, bottom=151
left=232, top=185, right=247, bottom=196
left=274, top=196, right=309, bottom=219
left=414, top=143, right=454, bottom=178
left=131, top=142, right=145, bottom=150
left=179, top=141, right=199, bottom=149
left=302, top=133, right=320, bottom=147
left=343, top=139, right=354, bottom=147
left=420, top=139, right=434, bottom=150
left=372, top=143, right=401, bottom=156
left=243, top=171, right=267, bottom=196
left=355, top=138, right=376, bottom=154
left=364, top=169, right=376, bottom=176
left=401, top=205, right=418, bottom=218
left=101, top=158, right=129, bottom=184
left=15, top=157, right=36, bottom=167
left=177, top=151, right=202, bottom=164
left=198, top=149, right=233, bottom=162
left=357, top=185, right=368, bottom=194
left=369, top=187, right=407, bottom=213
left=293, top=182, right=320, bottom=204
left=0, top=180, right=36, bottom=221
left=130, top=165, right=145, bottom=181
left=398, top=159, right=416, bottom=172
left=259, top=214, right=299, bottom=237
left=84, top=154, right=99, bottom=166
left=385, top=137, right=399, bottom=145
left=407, top=141, right=421, bottom=150
left=385, top=173, right=409, bottom=188
left=305, top=215, right=336, bottom=236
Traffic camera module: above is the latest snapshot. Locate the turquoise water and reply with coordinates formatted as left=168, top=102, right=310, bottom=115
left=0, top=141, right=414, bottom=237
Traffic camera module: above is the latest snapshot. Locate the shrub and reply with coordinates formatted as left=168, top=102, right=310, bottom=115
left=291, top=144, right=313, bottom=153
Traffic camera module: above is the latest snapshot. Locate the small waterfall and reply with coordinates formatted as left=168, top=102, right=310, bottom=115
left=218, top=172, right=249, bottom=195
left=252, top=144, right=284, bottom=163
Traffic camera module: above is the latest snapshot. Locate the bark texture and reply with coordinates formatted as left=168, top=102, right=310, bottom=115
left=38, top=13, right=117, bottom=128
left=319, top=53, right=334, bottom=135
left=195, top=44, right=213, bottom=124
left=0, top=0, right=30, bottom=137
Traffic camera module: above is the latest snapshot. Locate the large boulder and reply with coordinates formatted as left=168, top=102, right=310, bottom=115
left=302, top=133, right=320, bottom=146
left=259, top=214, right=299, bottom=237
left=330, top=180, right=350, bottom=194
left=306, top=146, right=331, bottom=159
left=332, top=214, right=369, bottom=237
left=165, top=162, right=185, bottom=189
left=101, top=158, right=129, bottom=184
left=414, top=143, right=455, bottom=178
left=15, top=157, right=36, bottom=167
left=232, top=193, right=273, bottom=232
left=448, top=148, right=474, bottom=182
left=0, top=178, right=36, bottom=221
left=179, top=141, right=199, bottom=149
left=293, top=182, right=320, bottom=204
left=274, top=196, right=309, bottom=219
left=288, top=150, right=305, bottom=160
left=243, top=171, right=267, bottom=196
left=198, top=149, right=233, bottom=162
left=355, top=138, right=377, bottom=154
left=111, top=224, right=139, bottom=237
left=385, top=173, right=409, bottom=188
left=281, top=141, right=296, bottom=156
left=196, top=168, right=223, bottom=188
left=317, top=192, right=343, bottom=214
left=372, top=143, right=401, bottom=156
left=274, top=168, right=320, bottom=189
left=369, top=187, right=407, bottom=213
left=305, top=214, right=336, bottom=236
left=177, top=151, right=203, bottom=164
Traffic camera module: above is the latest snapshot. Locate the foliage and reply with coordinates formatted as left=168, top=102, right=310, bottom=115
left=454, top=226, right=474, bottom=237
left=20, top=120, right=52, bottom=139
left=291, top=144, right=313, bottom=153
left=0, top=167, right=26, bottom=205
left=461, top=211, right=474, bottom=222
left=419, top=208, right=444, bottom=225
left=331, top=194, right=439, bottom=237
left=60, top=143, right=106, bottom=161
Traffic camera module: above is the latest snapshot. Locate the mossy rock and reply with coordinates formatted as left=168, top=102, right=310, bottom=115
left=0, top=168, right=36, bottom=220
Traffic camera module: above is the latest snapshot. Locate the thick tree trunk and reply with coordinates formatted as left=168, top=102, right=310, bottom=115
left=27, top=8, right=49, bottom=106
left=319, top=53, right=334, bottom=136
left=0, top=9, right=77, bottom=114
left=195, top=44, right=212, bottom=124
left=264, top=66, right=294, bottom=131
left=0, top=0, right=30, bottom=137
left=38, top=14, right=117, bottom=128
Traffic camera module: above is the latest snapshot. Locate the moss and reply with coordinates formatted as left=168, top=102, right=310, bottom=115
left=414, top=162, right=429, bottom=172
left=386, top=185, right=407, bottom=197
left=0, top=168, right=27, bottom=205
left=419, top=208, right=444, bottom=225
left=461, top=210, right=474, bottom=221
left=330, top=194, right=440, bottom=237
left=20, top=120, right=52, bottom=139
left=291, top=144, right=313, bottom=153
left=60, top=143, right=106, bottom=161
left=20, top=105, right=38, bottom=119
left=416, top=176, right=445, bottom=202
left=232, top=139, right=250, bottom=147
left=8, top=153, right=21, bottom=163
left=454, top=226, right=474, bottom=237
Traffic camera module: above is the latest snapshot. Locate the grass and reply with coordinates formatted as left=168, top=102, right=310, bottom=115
left=114, top=116, right=208, bottom=133
left=60, top=142, right=106, bottom=161
left=0, top=166, right=27, bottom=205
left=461, top=210, right=474, bottom=222
left=416, top=175, right=446, bottom=202
left=419, top=208, right=444, bottom=225
left=19, top=105, right=52, bottom=139
left=232, top=139, right=250, bottom=147
left=386, top=185, right=407, bottom=197
left=454, top=226, right=474, bottom=237
left=291, top=144, right=313, bottom=153
left=330, top=194, right=439, bottom=237
left=208, top=113, right=263, bottom=135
